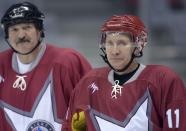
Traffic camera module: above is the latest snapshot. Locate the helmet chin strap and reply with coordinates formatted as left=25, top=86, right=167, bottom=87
left=100, top=47, right=141, bottom=73
left=5, top=38, right=43, bottom=55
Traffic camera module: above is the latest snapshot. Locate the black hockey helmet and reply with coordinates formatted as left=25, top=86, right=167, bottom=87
left=1, top=1, right=45, bottom=38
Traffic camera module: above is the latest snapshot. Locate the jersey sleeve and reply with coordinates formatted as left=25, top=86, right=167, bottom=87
left=61, top=50, right=92, bottom=107
left=50, top=48, right=91, bottom=123
left=162, top=73, right=186, bottom=131
left=62, top=75, right=93, bottom=131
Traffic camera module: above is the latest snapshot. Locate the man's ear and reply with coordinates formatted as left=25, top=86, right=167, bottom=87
left=134, top=47, right=143, bottom=57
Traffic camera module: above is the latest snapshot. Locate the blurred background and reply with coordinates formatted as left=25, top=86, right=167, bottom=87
left=0, top=0, right=186, bottom=84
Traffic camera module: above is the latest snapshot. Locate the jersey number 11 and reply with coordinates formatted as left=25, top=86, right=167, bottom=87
left=166, top=109, right=179, bottom=128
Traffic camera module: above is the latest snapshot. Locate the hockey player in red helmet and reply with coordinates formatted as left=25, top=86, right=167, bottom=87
left=0, top=2, right=91, bottom=131
left=100, top=15, right=147, bottom=73
left=63, top=15, right=186, bottom=131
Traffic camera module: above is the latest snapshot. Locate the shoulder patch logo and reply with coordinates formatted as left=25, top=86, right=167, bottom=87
left=0, top=75, right=5, bottom=83
left=88, top=82, right=99, bottom=94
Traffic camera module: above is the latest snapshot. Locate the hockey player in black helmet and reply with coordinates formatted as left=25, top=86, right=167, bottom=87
left=1, top=1, right=45, bottom=55
left=0, top=2, right=91, bottom=131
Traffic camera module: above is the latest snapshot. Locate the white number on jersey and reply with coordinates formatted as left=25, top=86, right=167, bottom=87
left=166, top=109, right=179, bottom=128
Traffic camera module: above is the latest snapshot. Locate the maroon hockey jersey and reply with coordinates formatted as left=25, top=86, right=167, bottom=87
left=66, top=64, right=185, bottom=131
left=0, top=44, right=91, bottom=131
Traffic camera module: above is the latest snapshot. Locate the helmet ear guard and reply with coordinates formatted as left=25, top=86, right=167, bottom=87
left=1, top=1, right=45, bottom=39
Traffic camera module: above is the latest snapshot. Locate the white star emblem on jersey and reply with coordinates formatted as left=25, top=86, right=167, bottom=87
left=93, top=98, right=149, bottom=131
left=4, top=84, right=62, bottom=131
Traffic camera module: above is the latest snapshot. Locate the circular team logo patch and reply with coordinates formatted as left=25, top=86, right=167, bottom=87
left=27, top=120, right=55, bottom=131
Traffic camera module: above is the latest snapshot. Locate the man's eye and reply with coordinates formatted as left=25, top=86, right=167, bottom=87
left=24, top=25, right=32, bottom=30
left=9, top=28, right=18, bottom=32
left=106, top=42, right=113, bottom=46
left=117, top=41, right=127, bottom=46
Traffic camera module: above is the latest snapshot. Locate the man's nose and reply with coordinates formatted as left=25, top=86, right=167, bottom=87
left=17, top=29, right=26, bottom=39
left=112, top=44, right=120, bottom=55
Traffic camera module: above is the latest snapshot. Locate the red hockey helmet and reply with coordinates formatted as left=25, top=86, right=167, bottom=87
left=100, top=15, right=147, bottom=51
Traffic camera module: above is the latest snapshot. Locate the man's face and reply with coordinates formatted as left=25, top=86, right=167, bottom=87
left=7, top=23, right=41, bottom=54
left=105, top=33, right=136, bottom=70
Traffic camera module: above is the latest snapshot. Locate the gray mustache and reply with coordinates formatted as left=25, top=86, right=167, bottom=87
left=16, top=38, right=30, bottom=44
